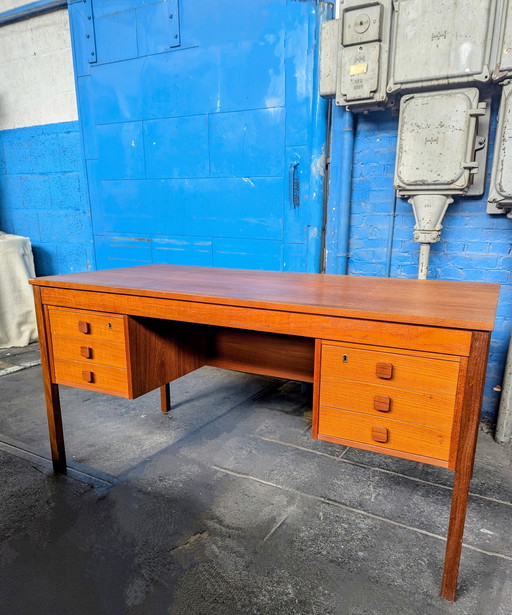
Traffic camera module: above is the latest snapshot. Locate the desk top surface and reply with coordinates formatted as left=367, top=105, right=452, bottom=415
left=31, top=264, right=500, bottom=331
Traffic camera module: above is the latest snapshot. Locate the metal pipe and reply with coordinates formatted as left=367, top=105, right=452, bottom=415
left=418, top=243, right=430, bottom=279
left=324, top=101, right=352, bottom=273
left=323, top=105, right=355, bottom=274
left=0, top=1, right=66, bottom=27
left=336, top=109, right=355, bottom=275
left=496, top=335, right=512, bottom=444
left=305, top=1, right=332, bottom=273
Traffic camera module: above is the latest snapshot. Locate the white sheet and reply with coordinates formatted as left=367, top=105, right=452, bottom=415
left=0, top=232, right=38, bottom=348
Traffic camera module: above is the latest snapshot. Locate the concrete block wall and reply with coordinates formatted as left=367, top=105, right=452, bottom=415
left=341, top=105, right=511, bottom=425
left=0, top=5, right=93, bottom=276
left=0, top=121, right=94, bottom=275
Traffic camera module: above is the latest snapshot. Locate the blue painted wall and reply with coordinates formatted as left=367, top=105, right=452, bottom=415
left=0, top=121, right=94, bottom=275
left=69, top=0, right=328, bottom=273
left=326, top=103, right=511, bottom=425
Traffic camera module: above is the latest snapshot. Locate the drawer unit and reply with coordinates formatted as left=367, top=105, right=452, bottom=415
left=318, top=406, right=451, bottom=461
left=314, top=341, right=461, bottom=466
left=47, top=307, right=130, bottom=397
left=51, top=336, right=127, bottom=368
left=321, top=344, right=460, bottom=395
left=48, top=307, right=126, bottom=342
left=53, top=358, right=129, bottom=396
left=45, top=307, right=192, bottom=399
left=320, top=377, right=456, bottom=430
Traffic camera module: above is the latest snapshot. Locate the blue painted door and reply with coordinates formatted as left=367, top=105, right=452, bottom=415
left=69, top=0, right=328, bottom=272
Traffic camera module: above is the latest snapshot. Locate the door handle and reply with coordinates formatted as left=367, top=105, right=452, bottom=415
left=289, top=155, right=301, bottom=209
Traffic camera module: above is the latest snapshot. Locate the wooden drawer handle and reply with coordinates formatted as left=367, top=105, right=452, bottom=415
left=371, top=426, right=388, bottom=443
left=376, top=362, right=393, bottom=379
left=80, top=346, right=92, bottom=359
left=82, top=370, right=94, bottom=383
left=374, top=395, right=391, bottom=412
left=78, top=320, right=90, bottom=334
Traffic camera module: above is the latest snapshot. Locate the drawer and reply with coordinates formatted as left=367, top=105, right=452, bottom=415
left=51, top=337, right=127, bottom=369
left=53, top=358, right=129, bottom=396
left=321, top=344, right=459, bottom=396
left=318, top=406, right=451, bottom=461
left=320, top=377, right=456, bottom=430
left=48, top=307, right=125, bottom=343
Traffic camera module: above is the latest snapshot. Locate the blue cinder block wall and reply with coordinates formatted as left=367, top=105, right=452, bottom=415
left=0, top=121, right=94, bottom=275
left=327, top=104, right=511, bottom=426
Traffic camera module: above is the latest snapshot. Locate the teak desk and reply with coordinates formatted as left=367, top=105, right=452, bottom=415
left=30, top=264, right=499, bottom=601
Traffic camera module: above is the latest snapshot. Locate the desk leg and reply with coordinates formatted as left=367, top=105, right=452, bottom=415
left=44, top=383, right=67, bottom=473
left=441, top=462, right=476, bottom=600
left=160, top=383, right=171, bottom=412
left=440, top=331, right=490, bottom=601
left=33, top=287, right=67, bottom=473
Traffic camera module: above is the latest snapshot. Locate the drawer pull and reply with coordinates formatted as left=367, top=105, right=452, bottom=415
left=374, top=395, right=391, bottom=412
left=376, top=362, right=393, bottom=379
left=82, top=370, right=94, bottom=383
left=372, top=426, right=388, bottom=443
left=78, top=320, right=90, bottom=334
left=80, top=346, right=92, bottom=359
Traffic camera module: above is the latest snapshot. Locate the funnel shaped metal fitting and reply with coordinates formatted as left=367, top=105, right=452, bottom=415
left=408, top=195, right=454, bottom=244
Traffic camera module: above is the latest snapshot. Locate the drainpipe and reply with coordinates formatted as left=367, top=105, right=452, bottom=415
left=337, top=110, right=355, bottom=275
left=0, top=0, right=66, bottom=27
left=324, top=105, right=355, bottom=274
left=496, top=336, right=512, bottom=444
left=417, top=243, right=431, bottom=280
left=306, top=1, right=333, bottom=273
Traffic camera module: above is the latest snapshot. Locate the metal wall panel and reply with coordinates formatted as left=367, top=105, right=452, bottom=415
left=68, top=0, right=326, bottom=272
left=144, top=115, right=210, bottom=179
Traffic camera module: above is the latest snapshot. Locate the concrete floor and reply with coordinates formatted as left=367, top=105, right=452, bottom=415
left=0, top=344, right=511, bottom=615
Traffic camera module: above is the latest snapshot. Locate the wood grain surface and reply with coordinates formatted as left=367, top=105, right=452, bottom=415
left=319, top=377, right=456, bottom=429
left=39, top=287, right=473, bottom=356
left=53, top=358, right=129, bottom=396
left=205, top=328, right=315, bottom=382
left=127, top=318, right=206, bottom=398
left=321, top=344, right=460, bottom=396
left=51, top=337, right=127, bottom=368
left=33, top=289, right=66, bottom=472
left=30, top=264, right=500, bottom=331
left=318, top=406, right=451, bottom=461
left=441, top=331, right=492, bottom=600
left=48, top=307, right=125, bottom=342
